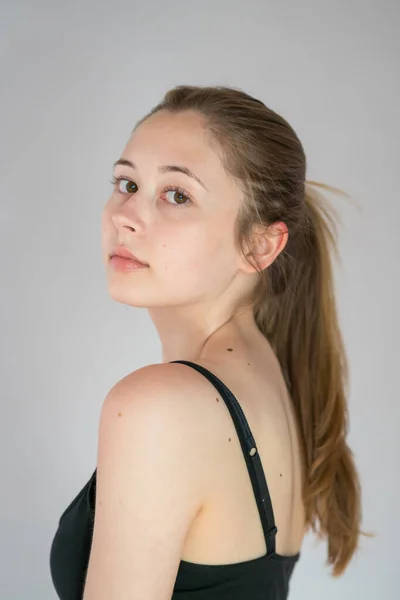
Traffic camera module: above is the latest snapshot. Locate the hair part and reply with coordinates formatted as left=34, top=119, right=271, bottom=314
left=136, top=85, right=364, bottom=576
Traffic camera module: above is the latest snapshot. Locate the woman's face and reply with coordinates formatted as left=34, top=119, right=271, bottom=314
left=101, top=109, right=247, bottom=311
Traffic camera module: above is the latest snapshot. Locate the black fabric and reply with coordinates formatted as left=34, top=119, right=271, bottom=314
left=50, top=360, right=300, bottom=599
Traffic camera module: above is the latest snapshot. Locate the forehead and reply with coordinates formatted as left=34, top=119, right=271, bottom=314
left=122, top=110, right=232, bottom=190
left=134, top=109, right=208, bottom=144
left=127, top=109, right=210, bottom=157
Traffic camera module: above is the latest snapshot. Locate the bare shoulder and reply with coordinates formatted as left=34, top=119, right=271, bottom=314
left=103, top=361, right=216, bottom=412
left=84, top=362, right=219, bottom=599
left=100, top=361, right=222, bottom=464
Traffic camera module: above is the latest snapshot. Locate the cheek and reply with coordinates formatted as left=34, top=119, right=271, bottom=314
left=100, top=208, right=114, bottom=258
left=155, top=224, right=231, bottom=286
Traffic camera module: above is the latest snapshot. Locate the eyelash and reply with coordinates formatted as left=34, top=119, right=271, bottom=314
left=110, top=175, right=193, bottom=209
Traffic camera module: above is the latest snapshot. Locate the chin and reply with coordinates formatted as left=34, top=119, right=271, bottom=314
left=106, top=284, right=151, bottom=308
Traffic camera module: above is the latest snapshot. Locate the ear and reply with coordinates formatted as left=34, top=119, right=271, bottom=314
left=239, top=221, right=288, bottom=273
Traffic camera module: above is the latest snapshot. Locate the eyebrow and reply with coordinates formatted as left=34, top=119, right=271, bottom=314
left=113, top=158, right=209, bottom=192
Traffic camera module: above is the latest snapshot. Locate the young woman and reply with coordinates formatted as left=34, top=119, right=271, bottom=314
left=50, top=85, right=363, bottom=600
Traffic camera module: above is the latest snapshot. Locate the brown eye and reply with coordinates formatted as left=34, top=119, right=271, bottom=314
left=111, top=177, right=138, bottom=194
left=162, top=187, right=193, bottom=208
left=165, top=190, right=189, bottom=206
left=121, top=180, right=137, bottom=194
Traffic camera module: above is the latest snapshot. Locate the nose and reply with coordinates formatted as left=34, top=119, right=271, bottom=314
left=111, top=194, right=147, bottom=233
left=112, top=211, right=137, bottom=233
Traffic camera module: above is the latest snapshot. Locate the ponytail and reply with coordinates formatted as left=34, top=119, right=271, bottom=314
left=253, top=182, right=363, bottom=576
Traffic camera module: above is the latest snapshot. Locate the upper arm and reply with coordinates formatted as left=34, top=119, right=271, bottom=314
left=82, top=363, right=211, bottom=600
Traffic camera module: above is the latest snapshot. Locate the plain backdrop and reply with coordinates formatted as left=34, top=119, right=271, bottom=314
left=1, top=1, right=399, bottom=598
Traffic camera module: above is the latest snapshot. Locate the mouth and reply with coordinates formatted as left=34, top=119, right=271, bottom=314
left=110, top=245, right=149, bottom=266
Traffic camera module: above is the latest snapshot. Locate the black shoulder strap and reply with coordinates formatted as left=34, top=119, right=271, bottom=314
left=170, top=360, right=277, bottom=555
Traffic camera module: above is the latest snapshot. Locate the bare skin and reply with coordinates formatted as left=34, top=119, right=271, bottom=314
left=101, top=108, right=305, bottom=566
left=169, top=324, right=305, bottom=565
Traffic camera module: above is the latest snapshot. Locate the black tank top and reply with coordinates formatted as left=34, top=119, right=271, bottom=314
left=50, top=360, right=300, bottom=599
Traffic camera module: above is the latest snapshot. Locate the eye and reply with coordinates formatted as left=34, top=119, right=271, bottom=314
left=110, top=176, right=138, bottom=194
left=110, top=176, right=192, bottom=208
left=161, top=187, right=192, bottom=208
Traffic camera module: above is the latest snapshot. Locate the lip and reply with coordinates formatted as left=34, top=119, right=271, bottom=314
left=110, top=245, right=149, bottom=266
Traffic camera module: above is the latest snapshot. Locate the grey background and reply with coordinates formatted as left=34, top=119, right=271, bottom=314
left=1, top=1, right=398, bottom=598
